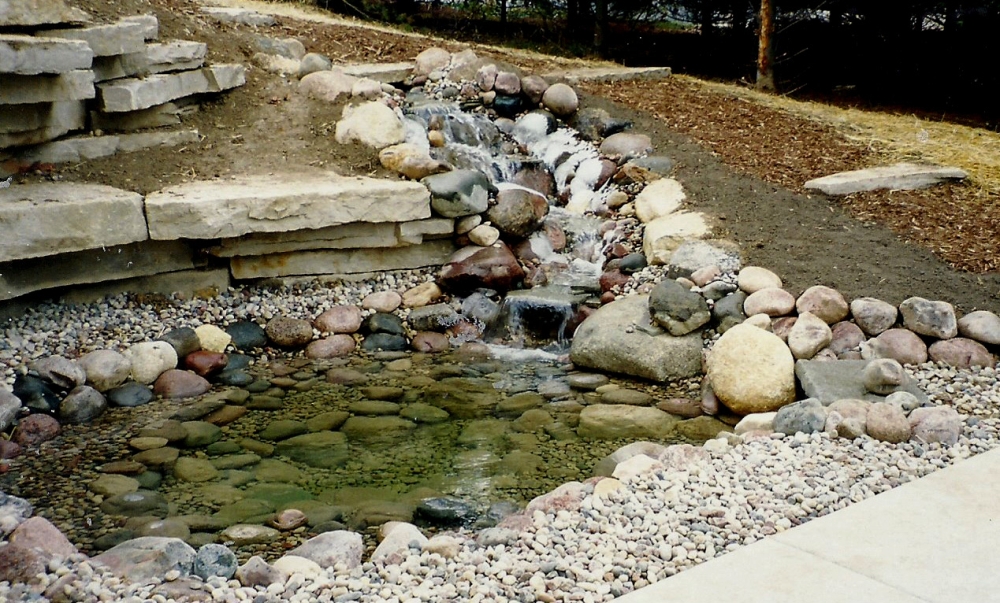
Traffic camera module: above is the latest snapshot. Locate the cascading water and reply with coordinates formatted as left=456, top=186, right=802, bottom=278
left=403, top=98, right=622, bottom=351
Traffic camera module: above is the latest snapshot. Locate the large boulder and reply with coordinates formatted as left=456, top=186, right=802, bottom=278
left=487, top=187, right=548, bottom=238
left=288, top=531, right=363, bottom=569
left=570, top=295, right=702, bottom=383
left=899, top=297, right=957, bottom=339
left=957, top=310, right=1000, bottom=345
left=92, top=537, right=196, bottom=583
left=423, top=170, right=492, bottom=218
left=647, top=279, right=711, bottom=336
left=334, top=101, right=405, bottom=149
left=706, top=322, right=796, bottom=414
left=908, top=406, right=961, bottom=445
left=125, top=341, right=178, bottom=385
left=78, top=349, right=132, bottom=392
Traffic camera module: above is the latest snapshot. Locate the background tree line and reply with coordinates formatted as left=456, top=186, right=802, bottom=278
left=312, top=0, right=1000, bottom=127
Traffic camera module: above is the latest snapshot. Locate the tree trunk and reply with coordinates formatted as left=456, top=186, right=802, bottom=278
left=594, top=0, right=608, bottom=56
left=499, top=0, right=507, bottom=29
left=700, top=0, right=714, bottom=36
left=756, top=0, right=775, bottom=91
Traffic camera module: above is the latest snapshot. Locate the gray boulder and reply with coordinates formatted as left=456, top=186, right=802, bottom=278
left=423, top=170, right=492, bottom=218
left=648, top=279, right=710, bottom=336
left=862, top=358, right=906, bottom=395
left=899, top=297, right=957, bottom=339
left=193, top=543, right=238, bottom=580
left=773, top=398, right=828, bottom=435
left=570, top=295, right=702, bottom=383
left=60, top=385, right=107, bottom=423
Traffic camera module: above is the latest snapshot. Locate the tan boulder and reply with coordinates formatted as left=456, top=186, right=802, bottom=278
left=707, top=323, right=796, bottom=414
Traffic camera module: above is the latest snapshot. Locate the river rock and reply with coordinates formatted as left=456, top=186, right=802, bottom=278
left=402, top=282, right=443, bottom=308
left=488, top=187, right=548, bottom=238
left=577, top=404, right=679, bottom=440
left=184, top=351, right=228, bottom=377
left=225, top=322, right=268, bottom=350
left=334, top=101, right=405, bottom=149
left=957, top=310, right=1000, bottom=345
left=862, top=358, right=906, bottom=394
left=743, top=287, right=795, bottom=317
left=908, top=406, right=961, bottom=445
left=829, top=321, right=866, bottom=356
left=363, top=291, right=402, bottom=313
left=125, top=341, right=178, bottom=384
left=899, top=297, right=957, bottom=339
left=93, top=537, right=195, bottom=583
left=468, top=224, right=499, bottom=246
left=439, top=243, right=525, bottom=294
left=414, top=47, right=450, bottom=75
left=927, top=337, right=995, bottom=368
left=862, top=328, right=928, bottom=365
left=866, top=402, right=911, bottom=443
left=0, top=390, right=19, bottom=433
left=599, top=133, right=652, bottom=158
left=78, top=350, right=131, bottom=392
left=182, top=421, right=221, bottom=447
left=475, top=63, right=498, bottom=90
left=174, top=457, right=219, bottom=483
left=634, top=178, right=685, bottom=224
left=379, top=143, right=451, bottom=180
left=541, top=82, right=578, bottom=116
left=411, top=332, right=450, bottom=353
left=795, top=285, right=848, bottom=324
left=265, top=317, right=313, bottom=347
left=828, top=398, right=870, bottom=430
left=193, top=543, right=237, bottom=580
left=306, top=335, right=356, bottom=359
left=288, top=531, right=364, bottom=569
left=570, top=295, right=702, bottom=382
left=737, top=266, right=781, bottom=293
left=276, top=431, right=348, bottom=468
left=407, top=304, right=456, bottom=332
left=423, top=169, right=492, bottom=218
left=886, top=390, right=922, bottom=413
left=13, top=414, right=60, bottom=447
left=194, top=325, right=231, bottom=353
left=153, top=370, right=211, bottom=399
left=519, top=74, right=548, bottom=103
left=236, top=555, right=287, bottom=588
left=30, top=356, right=85, bottom=389
left=733, top=412, right=777, bottom=435
left=848, top=297, right=897, bottom=336
left=0, top=493, right=32, bottom=536
left=372, top=522, right=428, bottom=565
left=647, top=279, right=710, bottom=336
left=707, top=323, right=795, bottom=414
left=492, top=71, right=520, bottom=95
left=772, top=398, right=827, bottom=435
left=569, top=107, right=630, bottom=141
left=0, top=516, right=77, bottom=584
left=221, top=524, right=280, bottom=546
left=786, top=312, right=832, bottom=360
left=108, top=382, right=155, bottom=407
left=60, top=385, right=107, bottom=423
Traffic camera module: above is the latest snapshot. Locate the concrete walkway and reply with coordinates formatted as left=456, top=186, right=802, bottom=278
left=618, top=447, right=1000, bottom=603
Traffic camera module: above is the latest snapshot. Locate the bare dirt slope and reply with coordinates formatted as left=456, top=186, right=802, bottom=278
left=15, top=0, right=1000, bottom=311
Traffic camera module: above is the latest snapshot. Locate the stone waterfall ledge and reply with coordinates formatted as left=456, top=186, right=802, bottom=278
left=0, top=70, right=95, bottom=105
left=146, top=41, right=207, bottom=74
left=0, top=101, right=85, bottom=148
left=0, top=0, right=91, bottom=28
left=0, top=240, right=199, bottom=301
left=229, top=239, right=457, bottom=280
left=0, top=182, right=147, bottom=263
left=144, top=172, right=432, bottom=240
left=0, top=35, right=94, bottom=75
left=37, top=19, right=147, bottom=57
left=98, top=64, right=245, bottom=112
left=205, top=218, right=454, bottom=257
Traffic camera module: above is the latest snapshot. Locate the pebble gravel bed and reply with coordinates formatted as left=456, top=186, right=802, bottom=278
left=3, top=272, right=1000, bottom=602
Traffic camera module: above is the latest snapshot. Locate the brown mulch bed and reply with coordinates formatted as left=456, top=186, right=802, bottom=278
left=585, top=78, right=1000, bottom=273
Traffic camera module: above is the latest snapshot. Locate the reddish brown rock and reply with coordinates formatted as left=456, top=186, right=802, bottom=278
left=445, top=318, right=482, bottom=342
left=153, top=370, right=211, bottom=399
left=13, top=414, right=60, bottom=447
left=0, top=439, right=22, bottom=459
left=488, top=188, right=549, bottom=238
left=305, top=335, right=356, bottom=359
left=314, top=306, right=363, bottom=334
left=439, top=243, right=525, bottom=294
left=9, top=516, right=77, bottom=559
left=599, top=269, right=630, bottom=293
left=184, top=351, right=228, bottom=377
left=771, top=316, right=797, bottom=342
left=928, top=337, right=995, bottom=369
left=656, top=398, right=703, bottom=419
left=866, top=328, right=928, bottom=365
left=829, top=321, right=866, bottom=356
left=411, top=332, right=451, bottom=353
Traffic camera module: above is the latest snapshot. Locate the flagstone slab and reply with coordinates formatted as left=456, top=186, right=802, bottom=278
left=0, top=35, right=93, bottom=75
left=98, top=64, right=244, bottom=112
left=805, top=163, right=968, bottom=195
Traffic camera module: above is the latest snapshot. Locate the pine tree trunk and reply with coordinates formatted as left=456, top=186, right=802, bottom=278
left=756, top=0, right=776, bottom=91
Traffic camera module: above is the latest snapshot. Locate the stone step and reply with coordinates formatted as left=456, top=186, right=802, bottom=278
left=98, top=64, right=245, bottom=112
left=146, top=41, right=207, bottom=74
left=144, top=172, right=431, bottom=240
left=11, top=129, right=199, bottom=164
left=229, top=239, right=456, bottom=280
left=0, top=0, right=90, bottom=28
left=89, top=101, right=194, bottom=132
left=804, top=163, right=969, bottom=195
left=37, top=19, right=147, bottom=57
left=0, top=35, right=94, bottom=75
left=0, top=70, right=95, bottom=105
left=0, top=101, right=85, bottom=147
left=0, top=182, right=147, bottom=263
left=92, top=52, right=149, bottom=83
left=0, top=240, right=199, bottom=302
left=341, top=62, right=414, bottom=84
left=122, top=15, right=159, bottom=41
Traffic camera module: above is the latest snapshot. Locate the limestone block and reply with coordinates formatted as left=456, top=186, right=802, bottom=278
left=805, top=163, right=968, bottom=195
left=0, top=182, right=146, bottom=262
left=145, top=172, right=431, bottom=240
left=91, top=52, right=149, bottom=83
left=146, top=41, right=207, bottom=74
left=122, top=15, right=159, bottom=41
left=0, top=0, right=91, bottom=28
left=0, top=240, right=199, bottom=301
left=37, top=20, right=147, bottom=57
left=99, top=64, right=245, bottom=113
left=0, top=35, right=93, bottom=75
left=207, top=223, right=401, bottom=258
left=341, top=62, right=414, bottom=84
left=230, top=240, right=456, bottom=280
left=0, top=101, right=84, bottom=147
left=89, top=102, right=187, bottom=132
left=0, top=70, right=94, bottom=105
left=16, top=135, right=120, bottom=163
left=200, top=7, right=276, bottom=26
left=398, top=218, right=454, bottom=243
